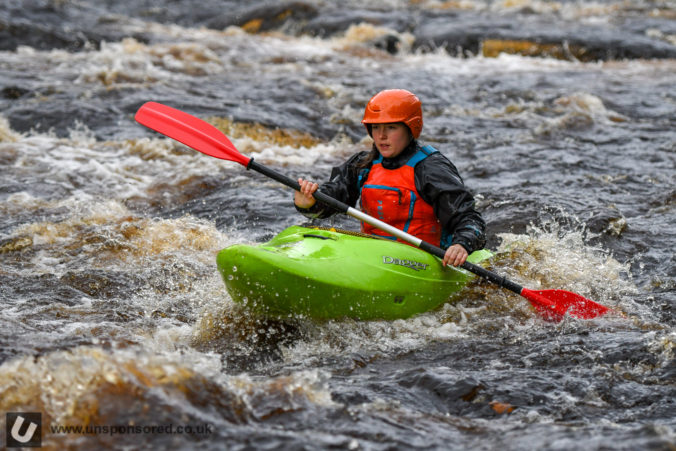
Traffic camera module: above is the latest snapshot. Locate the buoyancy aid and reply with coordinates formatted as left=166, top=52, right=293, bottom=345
left=359, top=145, right=442, bottom=245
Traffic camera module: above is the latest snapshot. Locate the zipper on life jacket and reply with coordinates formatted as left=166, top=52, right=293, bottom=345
left=363, top=185, right=403, bottom=204
left=404, top=191, right=416, bottom=232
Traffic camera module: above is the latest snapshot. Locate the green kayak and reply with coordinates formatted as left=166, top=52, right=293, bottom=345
left=216, top=225, right=492, bottom=320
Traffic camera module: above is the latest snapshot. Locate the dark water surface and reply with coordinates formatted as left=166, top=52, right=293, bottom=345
left=1, top=1, right=674, bottom=449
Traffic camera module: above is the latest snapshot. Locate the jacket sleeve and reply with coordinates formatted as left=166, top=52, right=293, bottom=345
left=295, top=151, right=369, bottom=219
left=415, top=153, right=486, bottom=253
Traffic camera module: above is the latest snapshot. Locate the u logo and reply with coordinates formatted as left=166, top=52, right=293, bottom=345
left=6, top=412, right=42, bottom=448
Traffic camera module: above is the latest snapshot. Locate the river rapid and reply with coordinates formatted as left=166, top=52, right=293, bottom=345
left=0, top=1, right=674, bottom=449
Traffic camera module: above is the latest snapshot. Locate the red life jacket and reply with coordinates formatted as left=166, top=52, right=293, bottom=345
left=359, top=145, right=442, bottom=246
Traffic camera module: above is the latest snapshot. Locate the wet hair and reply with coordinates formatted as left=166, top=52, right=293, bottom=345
left=356, top=144, right=380, bottom=169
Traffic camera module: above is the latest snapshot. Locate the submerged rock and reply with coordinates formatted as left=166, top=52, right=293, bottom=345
left=413, top=12, right=676, bottom=61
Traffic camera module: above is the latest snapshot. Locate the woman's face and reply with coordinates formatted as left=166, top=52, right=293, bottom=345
left=371, top=123, right=411, bottom=159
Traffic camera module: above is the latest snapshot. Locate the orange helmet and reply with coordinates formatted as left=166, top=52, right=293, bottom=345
left=362, top=89, right=423, bottom=139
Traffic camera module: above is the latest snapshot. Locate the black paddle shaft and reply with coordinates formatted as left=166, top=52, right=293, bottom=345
left=248, top=159, right=349, bottom=214
left=247, top=159, right=524, bottom=295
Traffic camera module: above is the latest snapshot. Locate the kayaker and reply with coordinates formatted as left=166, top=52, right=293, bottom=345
left=294, top=89, right=486, bottom=267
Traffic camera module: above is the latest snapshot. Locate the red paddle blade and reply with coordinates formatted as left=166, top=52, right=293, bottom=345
left=522, top=288, right=610, bottom=321
left=134, top=102, right=251, bottom=166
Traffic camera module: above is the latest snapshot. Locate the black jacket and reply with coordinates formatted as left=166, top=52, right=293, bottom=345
left=296, top=141, right=486, bottom=253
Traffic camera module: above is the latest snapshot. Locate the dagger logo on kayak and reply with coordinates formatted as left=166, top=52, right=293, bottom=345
left=382, top=256, right=429, bottom=271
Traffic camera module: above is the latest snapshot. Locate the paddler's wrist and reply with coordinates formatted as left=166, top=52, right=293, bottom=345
left=294, top=201, right=324, bottom=218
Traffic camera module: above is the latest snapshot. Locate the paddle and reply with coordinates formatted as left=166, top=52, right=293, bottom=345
left=134, top=101, right=610, bottom=321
